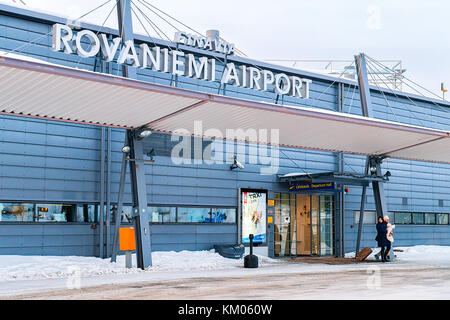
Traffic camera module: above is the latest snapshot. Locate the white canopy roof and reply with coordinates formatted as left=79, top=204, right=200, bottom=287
left=1, top=54, right=449, bottom=164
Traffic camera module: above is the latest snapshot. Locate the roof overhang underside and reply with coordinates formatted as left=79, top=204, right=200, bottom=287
left=1, top=55, right=450, bottom=164
left=278, top=172, right=386, bottom=187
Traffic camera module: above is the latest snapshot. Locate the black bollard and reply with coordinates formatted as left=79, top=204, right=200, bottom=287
left=244, top=234, right=258, bottom=268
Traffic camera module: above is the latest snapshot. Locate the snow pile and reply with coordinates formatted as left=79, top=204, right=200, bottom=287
left=151, top=250, right=281, bottom=272
left=0, top=250, right=281, bottom=282
left=346, top=245, right=450, bottom=266
left=394, top=245, right=450, bottom=266
left=0, top=255, right=143, bottom=282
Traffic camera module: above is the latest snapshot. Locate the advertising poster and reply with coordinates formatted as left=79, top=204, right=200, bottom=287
left=241, top=190, right=267, bottom=243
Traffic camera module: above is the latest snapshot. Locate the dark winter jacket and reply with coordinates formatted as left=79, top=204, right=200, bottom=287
left=375, top=222, right=390, bottom=247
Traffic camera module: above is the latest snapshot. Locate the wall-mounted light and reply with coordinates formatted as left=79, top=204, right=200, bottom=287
left=122, top=146, right=131, bottom=154
left=146, top=148, right=155, bottom=161
left=135, top=127, right=152, bottom=140
left=230, top=155, right=244, bottom=170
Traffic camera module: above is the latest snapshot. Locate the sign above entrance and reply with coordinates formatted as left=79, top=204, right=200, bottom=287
left=51, top=24, right=312, bottom=99
left=289, top=182, right=343, bottom=193
left=174, top=31, right=235, bottom=55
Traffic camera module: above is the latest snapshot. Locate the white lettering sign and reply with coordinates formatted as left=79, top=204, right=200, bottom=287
left=51, top=24, right=311, bottom=99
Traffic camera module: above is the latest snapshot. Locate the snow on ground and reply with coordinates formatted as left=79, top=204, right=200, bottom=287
left=0, top=249, right=282, bottom=282
left=1, top=245, right=450, bottom=298
left=346, top=245, right=450, bottom=267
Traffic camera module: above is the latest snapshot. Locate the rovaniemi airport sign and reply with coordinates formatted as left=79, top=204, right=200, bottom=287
left=52, top=23, right=312, bottom=98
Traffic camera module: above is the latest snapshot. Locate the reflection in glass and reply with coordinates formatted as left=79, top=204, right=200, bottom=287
left=412, top=213, right=424, bottom=224
left=210, top=208, right=236, bottom=223
left=149, top=207, right=176, bottom=223
left=424, top=213, right=436, bottom=225
left=177, top=207, right=211, bottom=223
left=437, top=213, right=449, bottom=225
left=0, top=203, right=34, bottom=222
left=311, top=196, right=319, bottom=255
left=320, top=195, right=333, bottom=256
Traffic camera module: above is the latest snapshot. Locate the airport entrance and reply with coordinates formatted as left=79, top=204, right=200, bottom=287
left=274, top=193, right=334, bottom=257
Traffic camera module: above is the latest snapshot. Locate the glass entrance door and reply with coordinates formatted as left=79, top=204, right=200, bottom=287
left=296, top=194, right=311, bottom=255
left=274, top=193, right=334, bottom=257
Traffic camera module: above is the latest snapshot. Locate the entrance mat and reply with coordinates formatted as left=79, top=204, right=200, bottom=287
left=286, top=257, right=377, bottom=265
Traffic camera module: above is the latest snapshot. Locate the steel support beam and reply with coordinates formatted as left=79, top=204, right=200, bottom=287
left=111, top=134, right=129, bottom=263
left=355, top=53, right=374, bottom=118
left=117, top=0, right=137, bottom=79
left=99, top=127, right=105, bottom=258
left=354, top=53, right=389, bottom=256
left=355, top=157, right=369, bottom=255
left=106, top=127, right=112, bottom=257
left=337, top=82, right=345, bottom=257
left=128, top=130, right=152, bottom=269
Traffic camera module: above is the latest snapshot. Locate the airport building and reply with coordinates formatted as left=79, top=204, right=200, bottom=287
left=0, top=2, right=449, bottom=260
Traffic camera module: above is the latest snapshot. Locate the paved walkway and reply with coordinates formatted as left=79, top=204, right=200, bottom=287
left=4, top=265, right=450, bottom=300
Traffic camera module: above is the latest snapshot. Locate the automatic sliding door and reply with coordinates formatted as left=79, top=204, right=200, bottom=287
left=311, top=196, right=320, bottom=255
left=320, top=195, right=334, bottom=256
left=296, top=194, right=311, bottom=255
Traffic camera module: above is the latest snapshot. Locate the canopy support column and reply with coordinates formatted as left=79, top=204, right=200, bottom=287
left=111, top=134, right=129, bottom=263
left=354, top=53, right=389, bottom=256
left=117, top=0, right=136, bottom=79
left=128, top=130, right=152, bottom=269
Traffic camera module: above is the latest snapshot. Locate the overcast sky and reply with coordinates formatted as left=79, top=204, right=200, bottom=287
left=3, top=0, right=449, bottom=98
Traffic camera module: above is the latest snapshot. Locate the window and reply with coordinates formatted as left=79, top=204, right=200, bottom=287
left=76, top=204, right=98, bottom=223
left=392, top=212, right=449, bottom=225
left=0, top=203, right=34, bottom=222
left=36, top=204, right=89, bottom=222
left=412, top=213, right=424, bottom=224
left=0, top=203, right=99, bottom=223
left=0, top=202, right=237, bottom=225
left=149, top=206, right=176, bottom=223
left=394, top=212, right=412, bottom=224
left=211, top=208, right=236, bottom=223
left=354, top=211, right=377, bottom=224
left=424, top=213, right=436, bottom=225
left=177, top=207, right=211, bottom=223
left=437, top=213, right=449, bottom=225
left=175, top=207, right=236, bottom=224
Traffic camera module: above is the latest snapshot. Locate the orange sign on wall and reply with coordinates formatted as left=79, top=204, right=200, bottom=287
left=119, top=227, right=136, bottom=251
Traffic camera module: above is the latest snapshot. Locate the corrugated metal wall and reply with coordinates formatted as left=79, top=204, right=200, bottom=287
left=0, top=5, right=449, bottom=257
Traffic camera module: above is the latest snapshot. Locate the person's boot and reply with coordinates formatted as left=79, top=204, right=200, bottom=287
left=381, top=248, right=386, bottom=262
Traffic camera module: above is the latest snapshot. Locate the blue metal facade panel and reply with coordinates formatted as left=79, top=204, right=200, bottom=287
left=0, top=6, right=449, bottom=256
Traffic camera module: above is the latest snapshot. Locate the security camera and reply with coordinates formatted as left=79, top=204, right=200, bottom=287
left=234, top=159, right=245, bottom=169
left=230, top=155, right=244, bottom=170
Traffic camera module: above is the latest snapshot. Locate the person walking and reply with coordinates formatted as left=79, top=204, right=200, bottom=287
left=384, top=215, right=395, bottom=262
left=375, top=216, right=384, bottom=261
left=375, top=216, right=390, bottom=262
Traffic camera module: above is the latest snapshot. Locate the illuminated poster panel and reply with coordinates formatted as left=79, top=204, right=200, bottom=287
left=241, top=189, right=267, bottom=244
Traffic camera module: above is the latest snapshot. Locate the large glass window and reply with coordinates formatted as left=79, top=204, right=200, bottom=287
left=437, top=213, right=449, bottom=225
left=0, top=203, right=34, bottom=222
left=394, top=212, right=412, bottom=224
left=149, top=206, right=176, bottom=223
left=177, top=207, right=212, bottom=223
left=319, top=195, right=334, bottom=256
left=424, top=213, right=436, bottom=225
left=36, top=204, right=79, bottom=222
left=0, top=202, right=237, bottom=225
left=211, top=208, right=236, bottom=223
left=412, top=213, right=425, bottom=224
